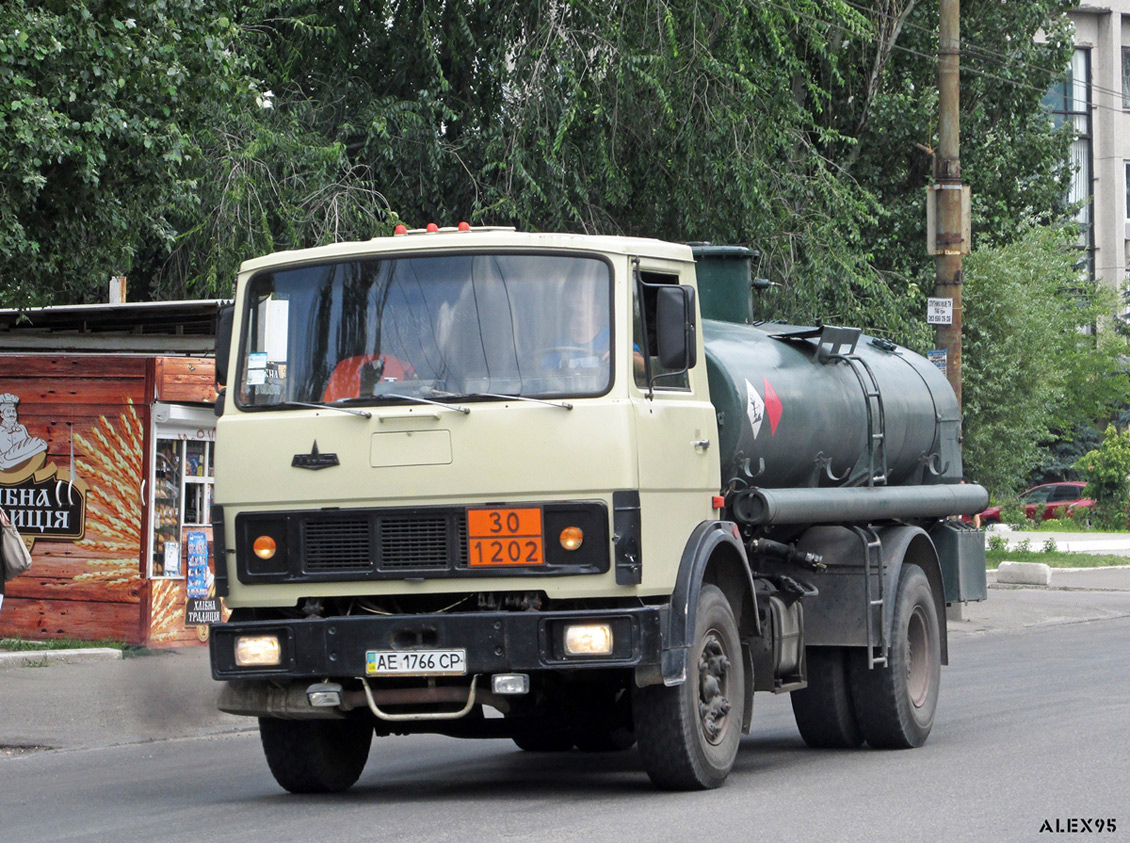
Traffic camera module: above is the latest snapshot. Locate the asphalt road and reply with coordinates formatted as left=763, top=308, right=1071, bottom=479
left=2, top=589, right=1128, bottom=843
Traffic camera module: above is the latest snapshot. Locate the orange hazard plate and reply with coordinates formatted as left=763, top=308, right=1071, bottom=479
left=467, top=507, right=544, bottom=566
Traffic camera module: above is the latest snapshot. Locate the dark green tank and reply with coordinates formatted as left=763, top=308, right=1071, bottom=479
left=703, top=319, right=962, bottom=492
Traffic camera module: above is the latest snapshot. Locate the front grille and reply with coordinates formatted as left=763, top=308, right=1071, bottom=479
left=380, top=515, right=465, bottom=569
left=304, top=518, right=371, bottom=572
left=300, top=511, right=468, bottom=574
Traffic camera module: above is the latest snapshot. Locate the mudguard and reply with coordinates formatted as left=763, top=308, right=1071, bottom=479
left=662, top=521, right=757, bottom=686
left=794, top=523, right=949, bottom=665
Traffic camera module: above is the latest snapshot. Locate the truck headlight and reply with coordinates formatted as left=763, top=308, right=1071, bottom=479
left=563, top=623, right=614, bottom=656
left=234, top=634, right=282, bottom=667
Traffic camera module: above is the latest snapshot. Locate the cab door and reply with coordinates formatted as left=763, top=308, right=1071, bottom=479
left=629, top=261, right=719, bottom=592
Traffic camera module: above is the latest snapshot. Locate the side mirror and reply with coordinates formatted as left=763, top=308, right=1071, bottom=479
left=215, top=304, right=235, bottom=387
left=656, top=285, right=697, bottom=371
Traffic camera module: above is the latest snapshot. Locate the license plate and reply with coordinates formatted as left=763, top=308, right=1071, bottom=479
left=366, top=649, right=467, bottom=676
left=467, top=506, right=544, bottom=566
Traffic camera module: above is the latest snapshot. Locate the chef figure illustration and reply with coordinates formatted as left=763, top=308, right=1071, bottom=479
left=0, top=393, right=48, bottom=471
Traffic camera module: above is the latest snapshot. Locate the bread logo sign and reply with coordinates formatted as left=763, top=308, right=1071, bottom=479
left=0, top=392, right=87, bottom=544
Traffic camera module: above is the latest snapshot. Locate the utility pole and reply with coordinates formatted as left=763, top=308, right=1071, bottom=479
left=931, top=0, right=968, bottom=407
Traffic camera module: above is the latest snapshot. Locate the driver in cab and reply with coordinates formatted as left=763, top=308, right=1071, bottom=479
left=542, top=292, right=609, bottom=372
left=541, top=286, right=645, bottom=382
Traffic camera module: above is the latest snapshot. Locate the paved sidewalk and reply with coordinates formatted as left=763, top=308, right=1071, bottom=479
left=0, top=647, right=247, bottom=754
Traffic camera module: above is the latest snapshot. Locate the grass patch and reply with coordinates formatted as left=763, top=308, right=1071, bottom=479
left=0, top=637, right=153, bottom=657
left=986, top=550, right=1129, bottom=570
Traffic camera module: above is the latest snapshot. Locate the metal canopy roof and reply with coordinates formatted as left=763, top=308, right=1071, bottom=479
left=0, top=300, right=228, bottom=354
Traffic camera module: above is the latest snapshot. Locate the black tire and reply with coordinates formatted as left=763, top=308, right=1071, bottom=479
left=790, top=646, right=863, bottom=748
left=258, top=717, right=373, bottom=793
left=847, top=564, right=941, bottom=749
left=633, top=584, right=745, bottom=790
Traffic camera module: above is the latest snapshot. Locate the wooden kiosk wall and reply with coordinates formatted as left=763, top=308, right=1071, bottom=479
left=0, top=355, right=216, bottom=647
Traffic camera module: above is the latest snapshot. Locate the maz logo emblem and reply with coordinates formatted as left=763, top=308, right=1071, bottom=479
left=291, top=441, right=340, bottom=470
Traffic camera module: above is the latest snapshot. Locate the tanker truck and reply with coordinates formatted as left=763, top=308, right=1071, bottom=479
left=208, top=227, right=988, bottom=793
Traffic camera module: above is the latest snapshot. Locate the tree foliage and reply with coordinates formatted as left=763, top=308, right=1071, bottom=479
left=960, top=225, right=1129, bottom=494
left=821, top=0, right=1077, bottom=284
left=4, top=1, right=1127, bottom=494
left=1074, top=426, right=1130, bottom=529
left=0, top=0, right=1084, bottom=323
left=0, top=0, right=253, bottom=306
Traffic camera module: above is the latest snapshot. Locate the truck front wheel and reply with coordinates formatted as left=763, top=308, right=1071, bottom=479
left=848, top=564, right=941, bottom=748
left=634, top=584, right=744, bottom=789
left=258, top=717, right=373, bottom=793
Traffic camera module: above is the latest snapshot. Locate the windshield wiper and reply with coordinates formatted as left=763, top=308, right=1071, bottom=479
left=375, top=393, right=471, bottom=415
left=432, top=390, right=573, bottom=411
left=327, top=393, right=471, bottom=415
left=275, top=401, right=371, bottom=419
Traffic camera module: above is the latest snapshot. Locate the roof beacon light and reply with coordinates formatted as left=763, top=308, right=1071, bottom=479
left=458, top=221, right=471, bottom=231
left=393, top=224, right=408, bottom=235
left=426, top=223, right=439, bottom=232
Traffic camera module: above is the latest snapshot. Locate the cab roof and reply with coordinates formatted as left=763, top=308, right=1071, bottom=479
left=239, top=229, right=695, bottom=276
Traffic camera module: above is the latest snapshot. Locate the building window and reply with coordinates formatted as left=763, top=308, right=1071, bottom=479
left=1043, top=48, right=1093, bottom=279
left=1123, top=48, right=1130, bottom=109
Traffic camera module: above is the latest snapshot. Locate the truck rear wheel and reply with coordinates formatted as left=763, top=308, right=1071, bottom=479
left=790, top=647, right=863, bottom=748
left=258, top=717, right=373, bottom=793
left=634, top=584, right=744, bottom=789
left=848, top=564, right=940, bottom=748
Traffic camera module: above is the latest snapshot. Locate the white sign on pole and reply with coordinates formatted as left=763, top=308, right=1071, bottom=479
left=927, top=297, right=954, bottom=325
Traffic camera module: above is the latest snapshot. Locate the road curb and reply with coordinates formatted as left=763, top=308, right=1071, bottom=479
left=0, top=648, right=124, bottom=670
left=996, top=561, right=1052, bottom=586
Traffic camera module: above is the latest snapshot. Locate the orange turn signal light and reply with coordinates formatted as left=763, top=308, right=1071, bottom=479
left=253, top=535, right=277, bottom=560
left=559, top=526, right=584, bottom=551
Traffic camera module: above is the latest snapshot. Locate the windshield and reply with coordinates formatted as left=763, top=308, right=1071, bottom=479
left=236, top=253, right=612, bottom=408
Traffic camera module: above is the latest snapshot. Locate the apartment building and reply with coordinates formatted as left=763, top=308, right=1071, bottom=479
left=1051, top=3, right=1130, bottom=292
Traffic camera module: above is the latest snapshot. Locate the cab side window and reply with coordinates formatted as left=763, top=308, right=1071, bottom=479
left=633, top=270, right=690, bottom=390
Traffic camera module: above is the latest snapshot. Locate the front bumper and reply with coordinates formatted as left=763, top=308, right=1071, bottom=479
left=210, top=606, right=667, bottom=680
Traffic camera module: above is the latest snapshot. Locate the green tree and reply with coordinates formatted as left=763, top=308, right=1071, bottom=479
left=156, top=1, right=927, bottom=333
left=152, top=0, right=501, bottom=297
left=0, top=0, right=255, bottom=306
left=1074, top=426, right=1130, bottom=529
left=474, top=0, right=923, bottom=338
left=1, top=0, right=1090, bottom=355
left=819, top=0, right=1077, bottom=286
left=960, top=225, right=1130, bottom=494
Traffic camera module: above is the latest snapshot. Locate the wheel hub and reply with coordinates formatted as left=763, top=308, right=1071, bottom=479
left=698, top=633, right=733, bottom=744
left=905, top=605, right=931, bottom=708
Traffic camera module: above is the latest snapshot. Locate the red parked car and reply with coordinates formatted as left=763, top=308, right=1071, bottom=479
left=978, top=481, right=1093, bottom=524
